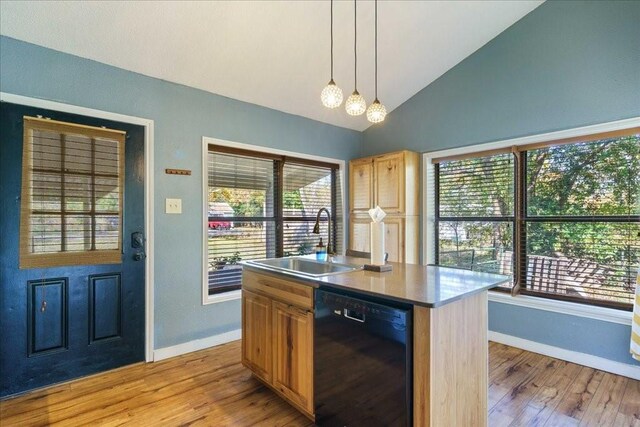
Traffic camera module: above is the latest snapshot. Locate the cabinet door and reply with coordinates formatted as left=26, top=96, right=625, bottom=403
left=349, top=217, right=371, bottom=253
left=272, top=301, right=314, bottom=414
left=242, top=290, right=272, bottom=383
left=350, top=158, right=373, bottom=213
left=350, top=217, right=405, bottom=263
left=384, top=217, right=404, bottom=263
left=374, top=152, right=405, bottom=214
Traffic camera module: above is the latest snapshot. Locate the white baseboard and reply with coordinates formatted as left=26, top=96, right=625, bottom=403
left=153, top=329, right=241, bottom=362
left=489, top=331, right=640, bottom=380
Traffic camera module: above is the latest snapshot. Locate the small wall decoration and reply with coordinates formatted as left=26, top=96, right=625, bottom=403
left=165, top=168, right=191, bottom=176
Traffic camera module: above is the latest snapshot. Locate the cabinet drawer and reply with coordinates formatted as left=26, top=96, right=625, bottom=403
left=243, top=270, right=314, bottom=310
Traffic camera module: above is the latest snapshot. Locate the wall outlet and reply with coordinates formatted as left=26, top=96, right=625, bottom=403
left=165, top=198, right=182, bottom=214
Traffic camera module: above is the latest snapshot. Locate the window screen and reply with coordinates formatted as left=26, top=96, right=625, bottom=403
left=206, top=146, right=342, bottom=296
left=20, top=116, right=125, bottom=268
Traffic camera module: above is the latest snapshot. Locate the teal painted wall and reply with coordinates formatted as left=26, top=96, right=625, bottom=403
left=363, top=1, right=640, bottom=366
left=363, top=0, right=640, bottom=155
left=0, top=36, right=362, bottom=349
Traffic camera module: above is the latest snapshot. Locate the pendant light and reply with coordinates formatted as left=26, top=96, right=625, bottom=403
left=345, top=0, right=366, bottom=116
left=321, top=0, right=343, bottom=109
left=366, top=0, right=387, bottom=123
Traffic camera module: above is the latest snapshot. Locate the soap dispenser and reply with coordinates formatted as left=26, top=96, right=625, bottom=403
left=315, top=238, right=327, bottom=261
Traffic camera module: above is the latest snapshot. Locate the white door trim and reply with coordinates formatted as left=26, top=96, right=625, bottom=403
left=1, top=92, right=156, bottom=362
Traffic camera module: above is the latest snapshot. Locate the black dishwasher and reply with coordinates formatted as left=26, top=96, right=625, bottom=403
left=314, top=289, right=412, bottom=426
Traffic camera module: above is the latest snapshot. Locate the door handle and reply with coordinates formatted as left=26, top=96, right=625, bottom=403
left=131, top=232, right=146, bottom=261
left=344, top=309, right=365, bottom=323
left=131, top=232, right=145, bottom=249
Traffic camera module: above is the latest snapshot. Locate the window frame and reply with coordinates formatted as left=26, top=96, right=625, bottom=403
left=424, top=117, right=640, bottom=311
left=201, top=137, right=346, bottom=305
left=19, top=116, right=125, bottom=269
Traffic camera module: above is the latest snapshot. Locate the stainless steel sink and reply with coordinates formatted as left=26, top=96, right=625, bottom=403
left=245, top=257, right=362, bottom=277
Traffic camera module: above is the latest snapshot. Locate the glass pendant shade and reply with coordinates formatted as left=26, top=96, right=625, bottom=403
left=345, top=90, right=366, bottom=116
left=321, top=80, right=343, bottom=109
left=366, top=99, right=387, bottom=123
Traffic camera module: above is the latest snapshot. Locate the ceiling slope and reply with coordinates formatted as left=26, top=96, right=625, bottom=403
left=0, top=1, right=543, bottom=131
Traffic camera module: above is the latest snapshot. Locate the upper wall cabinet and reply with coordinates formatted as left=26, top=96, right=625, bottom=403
left=349, top=150, right=419, bottom=215
left=349, top=157, right=374, bottom=213
left=348, top=150, right=420, bottom=264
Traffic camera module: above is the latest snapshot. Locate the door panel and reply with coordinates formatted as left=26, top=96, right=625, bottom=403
left=89, top=273, right=122, bottom=342
left=272, top=301, right=314, bottom=414
left=384, top=217, right=404, bottom=263
left=349, top=159, right=373, bottom=213
left=374, top=153, right=404, bottom=214
left=349, top=217, right=371, bottom=253
left=27, top=278, right=68, bottom=356
left=0, top=102, right=145, bottom=397
left=241, top=289, right=272, bottom=383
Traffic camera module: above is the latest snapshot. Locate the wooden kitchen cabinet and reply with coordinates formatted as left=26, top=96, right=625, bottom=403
left=349, top=217, right=371, bottom=253
left=374, top=152, right=405, bottom=214
left=241, top=289, right=272, bottom=383
left=348, top=150, right=419, bottom=263
left=349, top=216, right=418, bottom=263
left=349, top=150, right=419, bottom=216
left=272, top=301, right=314, bottom=414
left=349, top=157, right=373, bottom=213
left=241, top=270, right=315, bottom=419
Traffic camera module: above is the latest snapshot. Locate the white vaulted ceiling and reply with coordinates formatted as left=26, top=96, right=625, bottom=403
left=0, top=1, right=542, bottom=131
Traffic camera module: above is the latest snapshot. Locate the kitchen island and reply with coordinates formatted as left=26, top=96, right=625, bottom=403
left=241, top=255, right=510, bottom=426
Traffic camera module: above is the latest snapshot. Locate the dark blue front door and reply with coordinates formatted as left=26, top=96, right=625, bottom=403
left=0, top=102, right=145, bottom=397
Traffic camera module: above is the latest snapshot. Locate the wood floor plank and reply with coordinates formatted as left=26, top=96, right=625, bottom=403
left=488, top=350, right=546, bottom=412
left=1, top=340, right=637, bottom=427
left=489, top=355, right=562, bottom=427
left=490, top=342, right=526, bottom=374
left=579, top=372, right=627, bottom=427
left=508, top=358, right=583, bottom=427
left=617, top=377, right=640, bottom=424
left=545, top=365, right=605, bottom=424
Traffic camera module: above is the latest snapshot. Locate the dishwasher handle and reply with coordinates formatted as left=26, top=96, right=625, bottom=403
left=344, top=308, right=365, bottom=323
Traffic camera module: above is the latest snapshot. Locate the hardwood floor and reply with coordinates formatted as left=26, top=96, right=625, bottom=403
left=1, top=341, right=638, bottom=426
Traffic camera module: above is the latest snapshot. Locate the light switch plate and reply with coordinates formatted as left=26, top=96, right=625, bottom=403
left=166, top=198, right=182, bottom=214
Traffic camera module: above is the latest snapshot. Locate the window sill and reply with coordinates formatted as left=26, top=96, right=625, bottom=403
left=488, top=291, right=632, bottom=326
left=204, top=289, right=242, bottom=305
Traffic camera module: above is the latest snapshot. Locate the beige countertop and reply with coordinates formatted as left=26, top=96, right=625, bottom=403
left=242, top=255, right=510, bottom=307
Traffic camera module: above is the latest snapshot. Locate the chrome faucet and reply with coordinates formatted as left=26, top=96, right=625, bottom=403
left=313, top=208, right=334, bottom=256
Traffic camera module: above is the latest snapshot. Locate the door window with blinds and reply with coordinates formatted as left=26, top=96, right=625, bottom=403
left=20, top=117, right=125, bottom=268
left=206, top=145, right=341, bottom=296
left=432, top=128, right=639, bottom=309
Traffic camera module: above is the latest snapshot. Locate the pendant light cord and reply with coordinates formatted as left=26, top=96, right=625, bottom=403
left=354, top=0, right=358, bottom=91
left=330, top=0, right=334, bottom=80
left=374, top=0, right=378, bottom=100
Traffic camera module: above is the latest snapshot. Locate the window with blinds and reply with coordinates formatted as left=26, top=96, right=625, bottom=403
left=20, top=116, right=125, bottom=268
left=206, top=145, right=341, bottom=296
left=523, top=135, right=639, bottom=307
left=283, top=162, right=341, bottom=256
left=436, top=153, right=515, bottom=284
left=434, top=129, right=640, bottom=309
